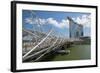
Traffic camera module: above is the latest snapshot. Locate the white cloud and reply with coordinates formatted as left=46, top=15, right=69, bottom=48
left=25, top=18, right=35, bottom=24
left=25, top=14, right=91, bottom=29
left=25, top=17, right=69, bottom=29
left=47, top=18, right=69, bottom=28
left=25, top=18, right=33, bottom=24
left=72, top=14, right=91, bottom=27
left=38, top=18, right=46, bottom=25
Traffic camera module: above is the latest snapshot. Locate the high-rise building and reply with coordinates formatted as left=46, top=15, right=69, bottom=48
left=67, top=17, right=83, bottom=38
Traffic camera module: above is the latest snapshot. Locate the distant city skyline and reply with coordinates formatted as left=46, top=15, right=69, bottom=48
left=23, top=10, right=91, bottom=37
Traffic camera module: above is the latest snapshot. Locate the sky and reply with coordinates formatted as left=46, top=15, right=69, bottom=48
left=22, top=10, right=91, bottom=38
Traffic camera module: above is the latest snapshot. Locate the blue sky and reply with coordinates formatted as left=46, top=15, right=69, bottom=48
left=22, top=10, right=91, bottom=38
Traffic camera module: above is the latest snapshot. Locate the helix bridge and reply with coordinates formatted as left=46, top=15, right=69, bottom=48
left=22, top=11, right=82, bottom=62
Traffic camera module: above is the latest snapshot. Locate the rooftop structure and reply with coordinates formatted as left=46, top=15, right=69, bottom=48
left=67, top=17, right=83, bottom=38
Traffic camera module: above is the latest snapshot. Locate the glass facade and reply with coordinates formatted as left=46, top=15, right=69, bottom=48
left=67, top=17, right=83, bottom=38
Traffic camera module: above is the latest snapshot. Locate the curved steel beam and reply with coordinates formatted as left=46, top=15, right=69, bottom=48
left=23, top=29, right=53, bottom=59
left=34, top=37, right=59, bottom=61
left=23, top=37, right=59, bottom=61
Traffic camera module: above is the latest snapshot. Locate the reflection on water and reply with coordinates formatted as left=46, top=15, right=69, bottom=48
left=40, top=44, right=91, bottom=62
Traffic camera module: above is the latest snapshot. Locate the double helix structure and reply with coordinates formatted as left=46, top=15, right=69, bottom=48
left=22, top=11, right=83, bottom=62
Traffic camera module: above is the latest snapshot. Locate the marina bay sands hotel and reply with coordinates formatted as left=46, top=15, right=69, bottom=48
left=67, top=17, right=83, bottom=38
